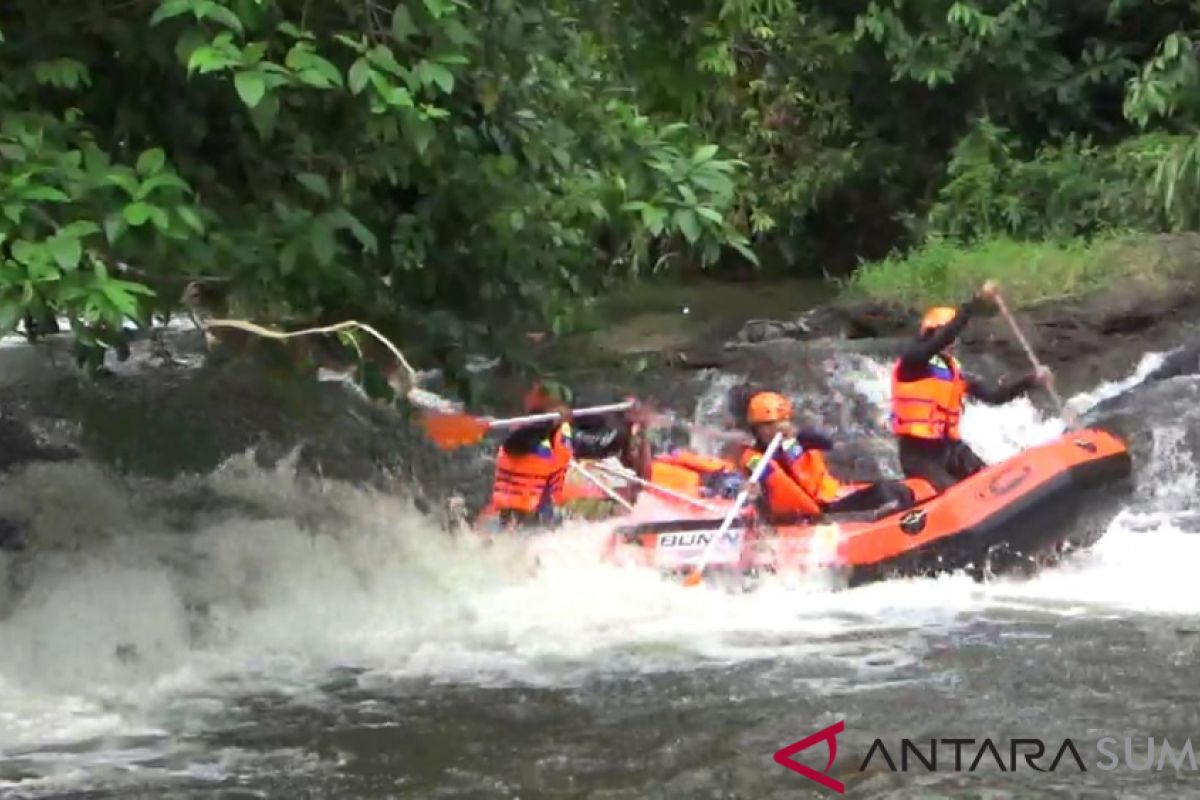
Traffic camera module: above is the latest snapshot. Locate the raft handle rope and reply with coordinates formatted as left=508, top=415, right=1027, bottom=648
left=569, top=460, right=635, bottom=512
left=588, top=460, right=722, bottom=514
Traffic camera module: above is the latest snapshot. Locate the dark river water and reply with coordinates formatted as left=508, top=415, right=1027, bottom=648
left=1, top=340, right=1199, bottom=799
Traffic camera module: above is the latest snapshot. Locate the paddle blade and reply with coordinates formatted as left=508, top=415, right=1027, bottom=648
left=421, top=410, right=491, bottom=450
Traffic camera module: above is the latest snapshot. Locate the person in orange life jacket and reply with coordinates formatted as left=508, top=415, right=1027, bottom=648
left=739, top=392, right=915, bottom=520
left=891, top=281, right=1053, bottom=492
left=489, top=380, right=648, bottom=527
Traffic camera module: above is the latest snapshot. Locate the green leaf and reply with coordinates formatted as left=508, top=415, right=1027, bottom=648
left=285, top=45, right=343, bottom=88
left=123, top=202, right=153, bottom=226
left=388, top=86, right=414, bottom=107
left=149, top=207, right=171, bottom=230
left=101, top=282, right=140, bottom=319
left=417, top=61, right=454, bottom=93
left=429, top=63, right=454, bottom=94
left=234, top=70, right=266, bottom=108
left=150, top=0, right=190, bottom=26
left=423, top=0, right=448, bottom=18
left=59, top=221, right=102, bottom=238
left=175, top=28, right=207, bottom=65
left=696, top=206, right=724, bottom=224
left=11, top=240, right=37, bottom=265
left=0, top=301, right=23, bottom=337
left=188, top=44, right=239, bottom=75
left=311, top=218, right=336, bottom=265
left=729, top=239, right=759, bottom=266
left=105, top=168, right=141, bottom=198
left=642, top=205, right=667, bottom=235
left=405, top=115, right=434, bottom=154
left=248, top=91, right=279, bottom=140
left=22, top=186, right=70, bottom=203
left=276, top=21, right=313, bottom=39
left=673, top=209, right=701, bottom=244
left=296, top=172, right=331, bottom=199
left=136, top=148, right=166, bottom=176
left=332, top=208, right=377, bottom=253
left=176, top=206, right=205, bottom=233
left=392, top=5, right=418, bottom=41
left=135, top=172, right=191, bottom=199
left=348, top=58, right=372, bottom=95
left=200, top=4, right=245, bottom=34
left=104, top=212, right=127, bottom=244
left=47, top=234, right=82, bottom=270
left=692, top=144, right=718, bottom=163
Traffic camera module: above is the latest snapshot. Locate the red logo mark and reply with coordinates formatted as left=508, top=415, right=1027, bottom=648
left=774, top=720, right=845, bottom=794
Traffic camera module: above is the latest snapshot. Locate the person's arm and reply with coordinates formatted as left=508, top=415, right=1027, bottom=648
left=964, top=372, right=1039, bottom=405
left=898, top=297, right=984, bottom=367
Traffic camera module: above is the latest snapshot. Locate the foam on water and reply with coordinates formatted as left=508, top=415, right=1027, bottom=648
left=0, top=352, right=1193, bottom=793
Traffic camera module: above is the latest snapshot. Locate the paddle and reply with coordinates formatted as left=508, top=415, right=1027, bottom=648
left=682, top=431, right=784, bottom=588
left=987, top=286, right=1078, bottom=430
left=422, top=401, right=635, bottom=450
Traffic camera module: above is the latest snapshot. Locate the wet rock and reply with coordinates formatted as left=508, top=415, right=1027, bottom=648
left=729, top=306, right=848, bottom=344
left=1144, top=339, right=1200, bottom=383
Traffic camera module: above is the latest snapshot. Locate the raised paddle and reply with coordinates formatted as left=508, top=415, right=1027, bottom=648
left=683, top=431, right=784, bottom=588
left=987, top=286, right=1078, bottom=429
left=422, top=401, right=634, bottom=450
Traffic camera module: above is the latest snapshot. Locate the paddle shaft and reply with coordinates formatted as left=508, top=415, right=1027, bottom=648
left=686, top=431, right=784, bottom=584
left=990, top=292, right=1074, bottom=425
left=485, top=401, right=634, bottom=431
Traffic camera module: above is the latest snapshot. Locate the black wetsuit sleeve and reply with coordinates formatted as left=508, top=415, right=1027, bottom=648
left=500, top=422, right=560, bottom=455
left=964, top=373, right=1038, bottom=405
left=898, top=298, right=982, bottom=369
left=571, top=421, right=628, bottom=460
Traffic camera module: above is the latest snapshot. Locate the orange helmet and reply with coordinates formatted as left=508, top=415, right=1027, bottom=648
left=919, top=306, right=958, bottom=334
left=746, top=391, right=793, bottom=424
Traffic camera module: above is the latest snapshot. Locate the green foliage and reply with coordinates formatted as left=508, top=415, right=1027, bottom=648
left=924, top=119, right=1170, bottom=240
left=845, top=235, right=1134, bottom=308
left=0, top=0, right=757, bottom=371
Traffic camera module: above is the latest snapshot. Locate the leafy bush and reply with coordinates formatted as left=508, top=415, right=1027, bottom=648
left=0, top=0, right=758, bottom=371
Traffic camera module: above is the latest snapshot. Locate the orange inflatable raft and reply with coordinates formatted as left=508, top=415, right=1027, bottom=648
left=600, top=428, right=1132, bottom=586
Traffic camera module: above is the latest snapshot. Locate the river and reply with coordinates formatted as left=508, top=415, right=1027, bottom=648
left=0, top=327, right=1198, bottom=798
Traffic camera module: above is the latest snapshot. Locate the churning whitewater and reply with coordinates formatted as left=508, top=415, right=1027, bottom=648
left=0, top=353, right=1196, bottom=797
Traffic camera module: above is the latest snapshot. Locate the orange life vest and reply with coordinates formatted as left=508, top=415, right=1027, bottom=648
left=891, top=354, right=967, bottom=441
left=489, top=424, right=572, bottom=514
left=739, top=439, right=830, bottom=518
left=650, top=450, right=739, bottom=497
